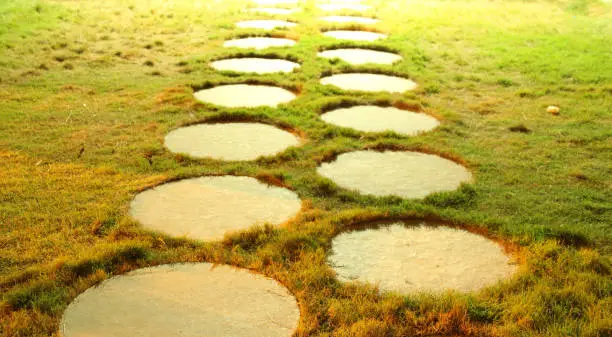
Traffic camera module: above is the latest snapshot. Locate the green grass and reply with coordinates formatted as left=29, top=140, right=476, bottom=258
left=1, top=0, right=611, bottom=336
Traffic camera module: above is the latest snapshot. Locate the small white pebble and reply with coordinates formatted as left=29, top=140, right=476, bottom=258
left=546, top=105, right=560, bottom=115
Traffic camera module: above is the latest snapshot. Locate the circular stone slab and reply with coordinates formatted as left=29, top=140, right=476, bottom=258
left=248, top=8, right=298, bottom=15
left=322, top=30, right=386, bottom=41
left=129, top=176, right=302, bottom=240
left=318, top=48, right=402, bottom=65
left=321, top=106, right=439, bottom=135
left=317, top=151, right=472, bottom=198
left=60, top=263, right=300, bottom=337
left=236, top=20, right=296, bottom=30
left=329, top=221, right=517, bottom=293
left=194, top=84, right=296, bottom=107
left=320, top=16, right=379, bottom=24
left=223, top=37, right=296, bottom=49
left=164, top=123, right=300, bottom=161
left=211, top=58, right=299, bottom=74
left=318, top=4, right=371, bottom=12
left=320, top=73, right=417, bottom=93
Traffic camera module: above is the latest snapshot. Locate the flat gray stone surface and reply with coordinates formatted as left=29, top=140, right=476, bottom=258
left=320, top=73, right=417, bottom=93
left=129, top=176, right=302, bottom=240
left=329, top=222, right=517, bottom=293
left=61, top=263, right=300, bottom=337
left=317, top=151, right=472, bottom=198
left=211, top=58, right=299, bottom=73
left=164, top=123, right=300, bottom=160
left=321, top=105, right=439, bottom=135
left=193, top=84, right=296, bottom=107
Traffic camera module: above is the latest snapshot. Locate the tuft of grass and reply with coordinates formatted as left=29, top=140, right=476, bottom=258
left=509, top=124, right=532, bottom=133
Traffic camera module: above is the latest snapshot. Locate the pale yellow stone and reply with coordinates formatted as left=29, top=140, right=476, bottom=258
left=330, top=222, right=517, bottom=293
left=193, top=84, right=296, bottom=107
left=547, top=105, right=560, bottom=115
left=164, top=123, right=300, bottom=160
left=129, top=176, right=301, bottom=241
left=61, top=263, right=300, bottom=337
left=320, top=73, right=417, bottom=93
left=211, top=58, right=299, bottom=74
left=317, top=151, right=472, bottom=198
left=321, top=106, right=439, bottom=135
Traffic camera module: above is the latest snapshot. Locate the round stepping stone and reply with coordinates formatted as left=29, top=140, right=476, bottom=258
left=320, top=16, right=379, bottom=24
left=318, top=48, right=402, bottom=65
left=321, top=105, right=439, bottom=135
left=320, top=73, right=417, bottom=93
left=211, top=58, right=299, bottom=74
left=323, top=30, right=386, bottom=41
left=236, top=20, right=296, bottom=30
left=164, top=123, right=300, bottom=161
left=318, top=3, right=371, bottom=12
left=60, top=263, right=300, bottom=337
left=329, top=221, right=517, bottom=293
left=223, top=37, right=296, bottom=49
left=129, top=176, right=302, bottom=240
left=248, top=7, right=298, bottom=15
left=194, top=84, right=296, bottom=108
left=317, top=151, right=472, bottom=198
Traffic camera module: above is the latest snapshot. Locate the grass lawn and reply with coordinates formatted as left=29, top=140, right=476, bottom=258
left=1, top=0, right=611, bottom=336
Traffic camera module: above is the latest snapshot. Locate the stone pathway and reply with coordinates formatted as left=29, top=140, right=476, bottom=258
left=61, top=0, right=518, bottom=335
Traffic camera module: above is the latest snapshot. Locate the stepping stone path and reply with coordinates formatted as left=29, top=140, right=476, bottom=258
left=129, top=176, right=301, bottom=241
left=236, top=20, right=296, bottom=30
left=164, top=122, right=301, bottom=161
left=329, top=221, right=517, bottom=293
left=321, top=73, right=417, bottom=93
left=318, top=48, right=402, bottom=65
left=211, top=57, right=300, bottom=73
left=193, top=84, right=296, bottom=107
left=320, top=15, right=379, bottom=24
left=62, top=1, right=519, bottom=335
left=317, top=151, right=472, bottom=198
left=323, top=30, right=386, bottom=41
left=61, top=263, right=300, bottom=337
left=321, top=105, right=439, bottom=135
left=223, top=37, right=296, bottom=49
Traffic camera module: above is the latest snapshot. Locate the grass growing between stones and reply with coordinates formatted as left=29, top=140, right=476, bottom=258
left=1, top=0, right=611, bottom=336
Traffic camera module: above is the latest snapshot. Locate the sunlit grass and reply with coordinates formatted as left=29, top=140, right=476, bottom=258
left=1, top=0, right=611, bottom=336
